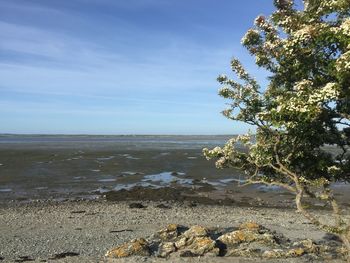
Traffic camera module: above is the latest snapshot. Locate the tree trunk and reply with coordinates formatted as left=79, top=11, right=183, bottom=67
left=340, top=233, right=350, bottom=262
left=296, top=186, right=350, bottom=261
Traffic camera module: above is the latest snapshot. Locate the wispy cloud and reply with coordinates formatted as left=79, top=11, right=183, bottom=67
left=0, top=0, right=271, bottom=134
left=0, top=18, right=238, bottom=97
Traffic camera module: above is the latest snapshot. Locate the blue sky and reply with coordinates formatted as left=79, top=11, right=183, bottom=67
left=0, top=0, right=275, bottom=135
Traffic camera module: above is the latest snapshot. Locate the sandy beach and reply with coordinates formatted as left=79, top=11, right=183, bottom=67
left=0, top=200, right=348, bottom=262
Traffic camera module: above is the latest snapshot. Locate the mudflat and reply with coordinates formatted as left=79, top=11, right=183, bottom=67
left=0, top=135, right=242, bottom=203
left=1, top=135, right=348, bottom=208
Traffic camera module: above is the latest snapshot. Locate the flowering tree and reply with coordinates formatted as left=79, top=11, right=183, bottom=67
left=203, top=0, right=350, bottom=257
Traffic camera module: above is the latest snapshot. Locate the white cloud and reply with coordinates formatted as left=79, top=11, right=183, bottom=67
left=0, top=19, right=238, bottom=97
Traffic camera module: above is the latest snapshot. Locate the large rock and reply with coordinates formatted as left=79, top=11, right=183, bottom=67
left=218, top=221, right=275, bottom=247
left=187, top=237, right=219, bottom=256
left=292, top=239, right=333, bottom=255
left=286, top=247, right=306, bottom=257
left=104, top=223, right=342, bottom=260
left=218, top=229, right=275, bottom=246
left=292, top=239, right=318, bottom=253
left=262, top=249, right=285, bottom=258
left=174, top=236, right=219, bottom=256
left=182, top=225, right=208, bottom=238
left=105, top=238, right=150, bottom=258
left=157, top=224, right=181, bottom=241
left=239, top=221, right=262, bottom=231
left=179, top=250, right=199, bottom=257
left=170, top=225, right=219, bottom=256
left=226, top=248, right=261, bottom=257
left=157, top=242, right=176, bottom=258
left=156, top=224, right=218, bottom=257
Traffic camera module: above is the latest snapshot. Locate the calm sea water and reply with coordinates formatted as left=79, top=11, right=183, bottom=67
left=0, top=134, right=234, bottom=150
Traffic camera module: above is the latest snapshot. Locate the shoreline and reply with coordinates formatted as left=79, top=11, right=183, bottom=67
left=0, top=199, right=348, bottom=262
left=0, top=184, right=297, bottom=210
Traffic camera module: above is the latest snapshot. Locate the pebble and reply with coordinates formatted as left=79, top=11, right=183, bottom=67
left=129, top=203, right=146, bottom=209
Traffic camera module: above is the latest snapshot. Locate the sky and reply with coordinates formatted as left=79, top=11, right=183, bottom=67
left=0, top=0, right=276, bottom=135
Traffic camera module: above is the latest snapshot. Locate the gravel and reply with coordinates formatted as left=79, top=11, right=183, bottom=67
left=0, top=200, right=347, bottom=262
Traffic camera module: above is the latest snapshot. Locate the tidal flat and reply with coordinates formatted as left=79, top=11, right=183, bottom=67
left=0, top=135, right=243, bottom=204
left=0, top=134, right=299, bottom=207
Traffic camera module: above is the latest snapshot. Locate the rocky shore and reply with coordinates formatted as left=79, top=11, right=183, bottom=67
left=0, top=200, right=348, bottom=262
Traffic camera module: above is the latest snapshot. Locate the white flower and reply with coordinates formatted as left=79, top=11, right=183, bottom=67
left=294, top=80, right=313, bottom=91
left=336, top=51, right=350, bottom=72
left=340, top=18, right=350, bottom=36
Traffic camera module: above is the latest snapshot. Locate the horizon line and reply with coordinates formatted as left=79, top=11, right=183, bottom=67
left=0, top=133, right=238, bottom=136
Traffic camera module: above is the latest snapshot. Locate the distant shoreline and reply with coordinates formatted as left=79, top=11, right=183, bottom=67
left=0, top=133, right=239, bottom=137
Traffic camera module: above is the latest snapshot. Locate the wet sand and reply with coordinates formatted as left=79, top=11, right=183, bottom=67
left=1, top=144, right=349, bottom=208
left=0, top=135, right=241, bottom=203
left=0, top=135, right=348, bottom=208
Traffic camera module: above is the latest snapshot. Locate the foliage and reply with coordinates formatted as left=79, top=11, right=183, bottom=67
left=203, top=0, right=350, bottom=256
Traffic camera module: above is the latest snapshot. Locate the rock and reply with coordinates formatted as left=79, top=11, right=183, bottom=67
left=49, top=252, right=79, bottom=259
left=104, top=223, right=343, bottom=260
left=218, top=222, right=275, bottom=246
left=187, top=237, right=219, bottom=256
left=174, top=237, right=188, bottom=249
left=182, top=225, right=208, bottom=238
left=175, top=236, right=219, bottom=256
left=262, top=249, right=285, bottom=258
left=167, top=225, right=219, bottom=256
left=218, top=229, right=274, bottom=245
left=218, top=230, right=255, bottom=244
left=70, top=210, right=86, bottom=214
left=14, top=256, right=35, bottom=262
left=155, top=225, right=218, bottom=258
left=187, top=201, right=197, bottom=207
left=129, top=203, right=146, bottom=209
left=109, top=229, right=133, bottom=233
left=155, top=204, right=171, bottom=209
left=293, top=239, right=313, bottom=248
left=337, top=246, right=348, bottom=256
left=226, top=248, right=261, bottom=257
left=105, top=238, right=150, bottom=258
left=286, top=247, right=305, bottom=257
left=292, top=239, right=319, bottom=253
left=157, top=242, right=176, bottom=258
left=180, top=250, right=199, bottom=257
left=239, top=222, right=261, bottom=231
left=157, top=224, right=181, bottom=241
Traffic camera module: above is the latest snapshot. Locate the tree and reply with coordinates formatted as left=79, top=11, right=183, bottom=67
left=203, top=0, right=350, bottom=258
